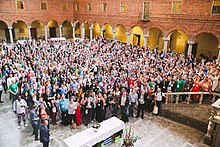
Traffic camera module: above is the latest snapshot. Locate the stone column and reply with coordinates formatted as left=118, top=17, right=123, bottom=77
left=81, top=23, right=85, bottom=39
left=101, top=27, right=104, bottom=38
left=143, top=34, right=149, bottom=48
left=112, top=28, right=116, bottom=40
left=217, top=45, right=220, bottom=63
left=8, top=27, right=13, bottom=43
left=44, top=26, right=48, bottom=42
left=187, top=41, right=195, bottom=57
left=126, top=32, right=130, bottom=45
left=59, top=25, right=63, bottom=38
left=27, top=26, right=32, bottom=40
left=163, top=37, right=170, bottom=54
left=89, top=26, right=93, bottom=41
left=72, top=24, right=75, bottom=40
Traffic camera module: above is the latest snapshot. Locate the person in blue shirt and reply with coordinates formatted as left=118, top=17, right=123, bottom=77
left=58, top=84, right=67, bottom=97
left=58, top=94, right=69, bottom=126
left=30, top=105, right=39, bottom=141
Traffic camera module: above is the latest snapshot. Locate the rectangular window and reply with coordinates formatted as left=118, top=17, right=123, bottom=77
left=62, top=3, right=68, bottom=10
left=87, top=3, right=91, bottom=11
left=120, top=2, right=126, bottom=12
left=212, top=0, right=220, bottom=14
left=16, top=0, right=24, bottom=9
left=172, top=0, right=182, bottom=14
left=75, top=4, right=79, bottom=11
left=102, top=3, right=107, bottom=12
left=142, top=2, right=150, bottom=20
left=41, top=3, right=47, bottom=10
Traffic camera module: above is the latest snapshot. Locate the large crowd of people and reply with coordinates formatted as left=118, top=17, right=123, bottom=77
left=0, top=37, right=219, bottom=143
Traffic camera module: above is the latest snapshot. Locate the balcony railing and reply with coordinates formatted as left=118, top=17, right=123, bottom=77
left=165, top=92, right=220, bottom=104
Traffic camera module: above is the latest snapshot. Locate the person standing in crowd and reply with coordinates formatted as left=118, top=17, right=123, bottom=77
left=191, top=76, right=201, bottom=100
left=68, top=97, right=77, bottom=128
left=95, top=92, right=105, bottom=123
left=50, top=100, right=57, bottom=125
left=128, top=88, right=138, bottom=117
left=30, top=105, right=39, bottom=141
left=75, top=98, right=82, bottom=126
left=200, top=76, right=212, bottom=102
left=119, top=90, right=129, bottom=122
left=7, top=73, right=13, bottom=100
left=0, top=77, right=4, bottom=103
left=9, top=79, right=19, bottom=104
left=136, top=89, right=147, bottom=119
left=13, top=95, right=28, bottom=128
left=154, top=88, right=165, bottom=116
left=58, top=94, right=69, bottom=126
left=109, top=90, right=119, bottom=117
left=83, top=97, right=93, bottom=126
left=40, top=120, right=50, bottom=147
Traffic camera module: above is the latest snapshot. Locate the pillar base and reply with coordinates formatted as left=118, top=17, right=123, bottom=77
left=204, top=135, right=212, bottom=146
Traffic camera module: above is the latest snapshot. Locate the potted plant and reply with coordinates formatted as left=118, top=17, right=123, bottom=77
left=122, top=124, right=140, bottom=147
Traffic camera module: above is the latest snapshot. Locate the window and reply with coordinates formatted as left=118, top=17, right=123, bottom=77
left=102, top=3, right=107, bottom=12
left=62, top=3, right=68, bottom=10
left=212, top=0, right=220, bottom=14
left=120, top=2, right=126, bottom=12
left=87, top=3, right=91, bottom=11
left=75, top=4, right=79, bottom=11
left=16, top=0, right=24, bottom=9
left=172, top=0, right=182, bottom=14
left=142, top=2, right=150, bottom=20
left=41, top=3, right=47, bottom=10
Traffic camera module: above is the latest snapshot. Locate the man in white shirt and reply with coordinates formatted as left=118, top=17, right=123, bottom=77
left=128, top=88, right=138, bottom=117
left=13, top=95, right=28, bottom=129
left=154, top=88, right=165, bottom=116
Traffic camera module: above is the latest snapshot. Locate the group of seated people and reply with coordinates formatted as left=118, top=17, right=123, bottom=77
left=0, top=37, right=219, bottom=142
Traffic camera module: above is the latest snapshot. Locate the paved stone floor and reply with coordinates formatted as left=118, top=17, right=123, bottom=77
left=0, top=93, right=209, bottom=147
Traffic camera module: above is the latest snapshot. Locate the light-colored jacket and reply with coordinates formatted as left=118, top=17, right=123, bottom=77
left=211, top=76, right=219, bottom=91
left=13, top=99, right=27, bottom=114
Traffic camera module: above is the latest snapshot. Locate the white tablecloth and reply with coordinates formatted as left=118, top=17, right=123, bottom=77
left=64, top=117, right=125, bottom=147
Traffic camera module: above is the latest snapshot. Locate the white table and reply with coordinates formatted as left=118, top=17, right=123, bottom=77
left=64, top=117, right=125, bottom=147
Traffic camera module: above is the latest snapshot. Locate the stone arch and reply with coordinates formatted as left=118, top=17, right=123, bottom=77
left=62, top=20, right=73, bottom=38
left=12, top=20, right=28, bottom=41
left=148, top=27, right=164, bottom=50
left=104, top=23, right=113, bottom=40
left=47, top=20, right=59, bottom=38
left=75, top=21, right=81, bottom=37
left=167, top=29, right=189, bottom=54
left=194, top=32, right=219, bottom=60
left=31, top=20, right=44, bottom=40
left=129, top=25, right=144, bottom=33
left=0, top=20, right=9, bottom=42
left=130, top=26, right=144, bottom=47
left=93, top=22, right=101, bottom=38
left=116, top=24, right=127, bottom=43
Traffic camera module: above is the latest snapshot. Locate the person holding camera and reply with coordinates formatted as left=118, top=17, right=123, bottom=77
left=13, top=95, right=28, bottom=129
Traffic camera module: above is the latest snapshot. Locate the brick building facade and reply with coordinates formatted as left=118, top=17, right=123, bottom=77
left=0, top=0, right=220, bottom=59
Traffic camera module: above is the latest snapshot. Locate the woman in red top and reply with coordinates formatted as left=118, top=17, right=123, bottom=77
left=192, top=76, right=201, bottom=99
left=75, top=98, right=81, bottom=126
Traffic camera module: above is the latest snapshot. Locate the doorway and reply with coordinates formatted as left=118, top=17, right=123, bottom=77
left=31, top=28, right=37, bottom=40
left=49, top=27, right=56, bottom=38
left=133, top=34, right=141, bottom=46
